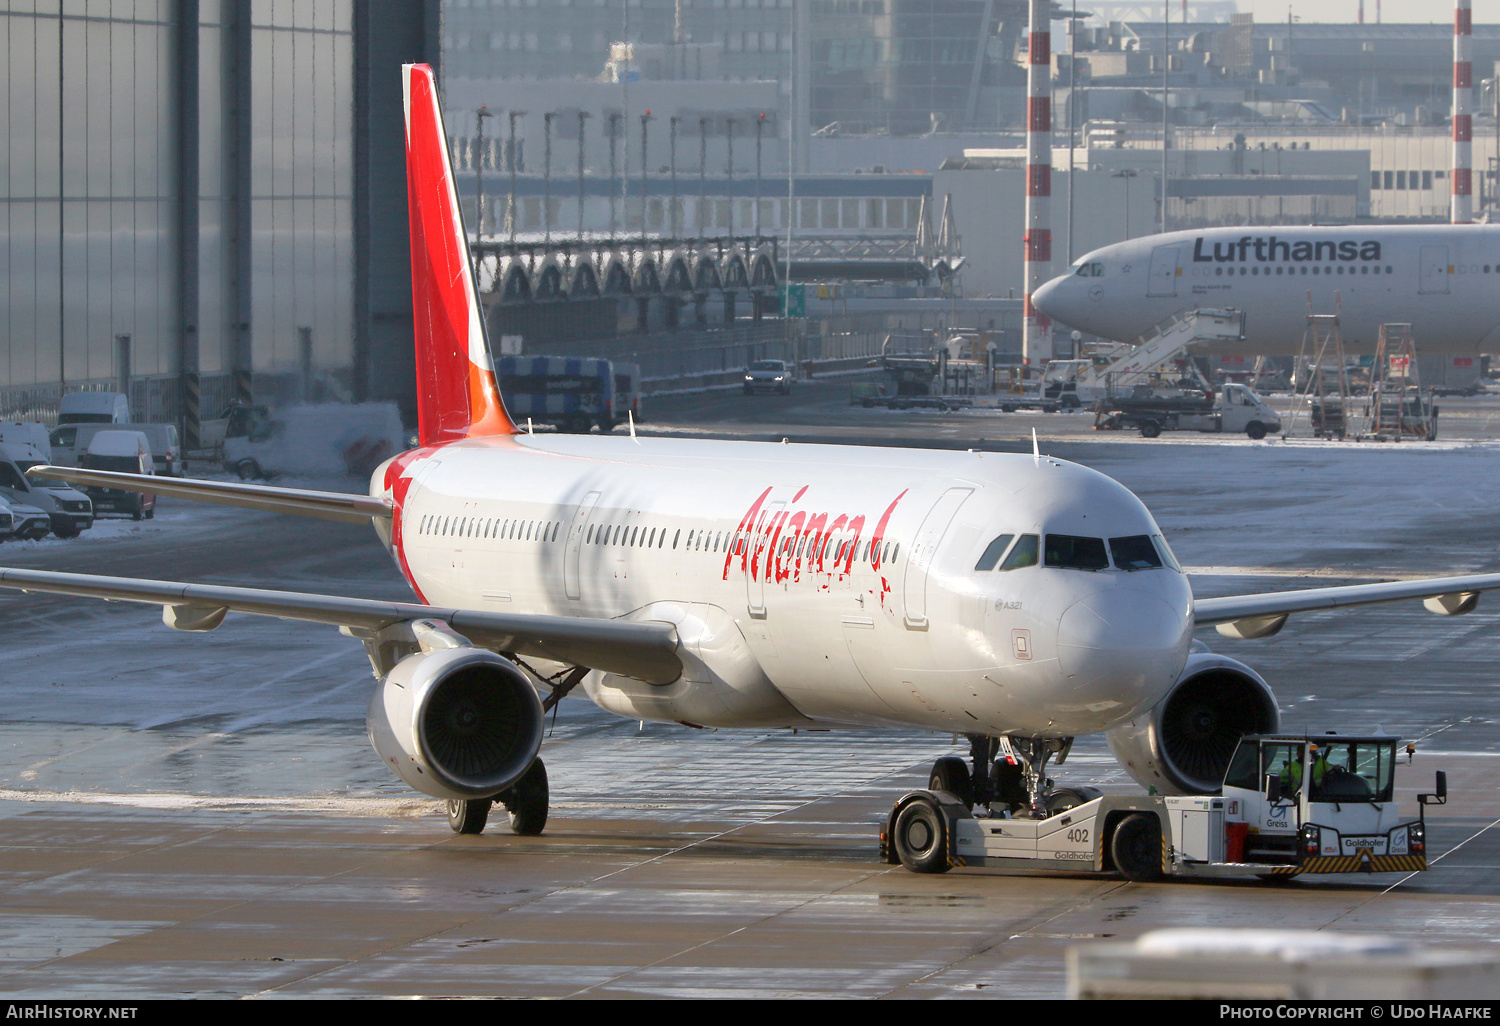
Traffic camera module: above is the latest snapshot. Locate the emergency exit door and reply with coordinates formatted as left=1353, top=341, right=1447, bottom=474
left=1147, top=246, right=1180, bottom=297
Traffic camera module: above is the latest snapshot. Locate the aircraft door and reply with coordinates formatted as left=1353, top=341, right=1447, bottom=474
left=1419, top=246, right=1451, bottom=294
left=745, top=500, right=786, bottom=619
left=902, top=487, right=973, bottom=628
left=564, top=490, right=601, bottom=600
left=1147, top=246, right=1181, bottom=297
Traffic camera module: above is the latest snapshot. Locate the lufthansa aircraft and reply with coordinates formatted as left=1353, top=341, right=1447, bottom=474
left=1032, top=224, right=1500, bottom=353
left=7, top=66, right=1500, bottom=850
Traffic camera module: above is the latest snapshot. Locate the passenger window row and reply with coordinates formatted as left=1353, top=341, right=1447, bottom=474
left=975, top=532, right=1177, bottom=573
left=418, top=513, right=562, bottom=543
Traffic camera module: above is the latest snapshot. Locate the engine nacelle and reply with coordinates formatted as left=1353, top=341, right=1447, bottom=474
left=366, top=647, right=544, bottom=801
left=1105, top=651, right=1279, bottom=795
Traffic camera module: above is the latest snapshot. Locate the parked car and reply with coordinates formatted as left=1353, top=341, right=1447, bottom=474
left=57, top=391, right=130, bottom=426
left=49, top=422, right=184, bottom=477
left=0, top=445, right=92, bottom=538
left=0, top=494, right=53, bottom=541
left=0, top=422, right=53, bottom=461
left=744, top=360, right=795, bottom=395
left=80, top=430, right=156, bottom=520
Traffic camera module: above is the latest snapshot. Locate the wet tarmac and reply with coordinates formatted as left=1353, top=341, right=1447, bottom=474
left=2, top=381, right=1499, bottom=998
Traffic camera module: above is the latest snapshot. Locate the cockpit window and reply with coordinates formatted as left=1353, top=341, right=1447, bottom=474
left=1153, top=533, right=1183, bottom=572
left=974, top=534, right=1014, bottom=572
left=1075, top=262, right=1105, bottom=277
left=1109, top=535, right=1163, bottom=571
left=998, top=534, right=1039, bottom=570
left=1044, top=534, right=1109, bottom=571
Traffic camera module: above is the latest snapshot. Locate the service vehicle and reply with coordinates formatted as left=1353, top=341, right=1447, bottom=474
left=80, top=431, right=156, bottom=520
left=498, top=356, right=617, bottom=434
left=884, top=732, right=1444, bottom=882
left=0, top=494, right=53, bottom=541
left=1095, top=382, right=1282, bottom=439
left=49, top=422, right=184, bottom=477
left=198, top=402, right=274, bottom=455
left=0, top=446, right=92, bottom=538
left=0, top=423, right=52, bottom=461
left=614, top=362, right=643, bottom=424
left=56, top=391, right=130, bottom=426
left=743, top=359, right=795, bottom=395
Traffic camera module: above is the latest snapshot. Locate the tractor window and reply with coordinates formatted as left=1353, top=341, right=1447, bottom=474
left=1309, top=740, right=1394, bottom=804
left=1223, top=740, right=1260, bottom=790
left=974, top=534, right=1014, bottom=572
left=1262, top=743, right=1306, bottom=795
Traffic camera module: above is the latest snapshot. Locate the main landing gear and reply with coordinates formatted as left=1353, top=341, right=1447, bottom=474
left=444, top=664, right=589, bottom=838
left=446, top=757, right=551, bottom=836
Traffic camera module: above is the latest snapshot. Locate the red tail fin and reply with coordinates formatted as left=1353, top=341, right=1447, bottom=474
left=403, top=64, right=514, bottom=445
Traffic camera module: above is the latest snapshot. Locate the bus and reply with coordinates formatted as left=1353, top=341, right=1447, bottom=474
left=498, top=356, right=618, bottom=434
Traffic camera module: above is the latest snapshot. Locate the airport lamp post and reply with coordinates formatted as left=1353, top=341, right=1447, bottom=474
left=474, top=106, right=493, bottom=236
left=1113, top=168, right=1138, bottom=239
left=507, top=110, right=525, bottom=245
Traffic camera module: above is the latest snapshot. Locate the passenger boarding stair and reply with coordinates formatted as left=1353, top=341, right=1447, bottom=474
left=1077, top=308, right=1247, bottom=395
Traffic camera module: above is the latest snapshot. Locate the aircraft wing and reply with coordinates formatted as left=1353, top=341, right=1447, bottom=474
left=1194, top=572, right=1500, bottom=639
left=26, top=466, right=389, bottom=524
left=0, top=568, right=681, bottom=684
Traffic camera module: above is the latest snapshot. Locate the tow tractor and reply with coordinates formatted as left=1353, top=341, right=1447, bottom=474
left=882, top=732, right=1446, bottom=882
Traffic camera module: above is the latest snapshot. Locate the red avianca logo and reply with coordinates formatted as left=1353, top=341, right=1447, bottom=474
left=723, top=487, right=907, bottom=585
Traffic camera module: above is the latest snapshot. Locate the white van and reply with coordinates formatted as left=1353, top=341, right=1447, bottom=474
left=50, top=422, right=183, bottom=476
left=0, top=445, right=92, bottom=537
left=81, top=430, right=156, bottom=520
left=0, top=423, right=52, bottom=462
left=57, top=392, right=130, bottom=426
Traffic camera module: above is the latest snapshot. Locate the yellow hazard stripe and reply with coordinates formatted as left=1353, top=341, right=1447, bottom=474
left=1300, top=853, right=1427, bottom=874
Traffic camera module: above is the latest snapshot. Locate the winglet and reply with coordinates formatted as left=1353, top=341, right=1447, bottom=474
left=403, top=64, right=515, bottom=446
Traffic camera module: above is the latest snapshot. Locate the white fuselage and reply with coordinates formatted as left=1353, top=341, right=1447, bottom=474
left=379, top=435, right=1194, bottom=739
left=1033, top=224, right=1500, bottom=354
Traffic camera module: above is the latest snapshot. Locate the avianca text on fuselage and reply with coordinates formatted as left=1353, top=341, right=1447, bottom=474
left=1191, top=236, right=1383, bottom=265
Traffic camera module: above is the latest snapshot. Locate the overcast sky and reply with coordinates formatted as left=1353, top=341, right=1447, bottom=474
left=1234, top=1, right=1492, bottom=23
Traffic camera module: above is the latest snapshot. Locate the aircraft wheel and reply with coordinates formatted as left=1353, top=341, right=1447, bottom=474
left=446, top=798, right=491, bottom=835
left=1139, top=420, right=1162, bottom=439
left=928, top=756, right=972, bottom=806
left=500, top=757, right=549, bottom=836
left=893, top=796, right=950, bottom=874
left=1111, top=813, right=1163, bottom=882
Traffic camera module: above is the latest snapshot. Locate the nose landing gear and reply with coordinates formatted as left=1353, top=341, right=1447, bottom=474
left=929, top=734, right=1081, bottom=817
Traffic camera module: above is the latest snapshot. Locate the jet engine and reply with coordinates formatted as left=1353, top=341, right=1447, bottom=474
left=1104, top=651, right=1279, bottom=795
left=366, top=646, right=544, bottom=801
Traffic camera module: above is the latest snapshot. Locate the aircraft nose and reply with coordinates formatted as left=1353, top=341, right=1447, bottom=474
left=1057, top=586, right=1190, bottom=716
left=1031, top=275, right=1066, bottom=320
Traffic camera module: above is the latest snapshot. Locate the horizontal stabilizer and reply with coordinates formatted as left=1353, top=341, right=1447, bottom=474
left=0, top=567, right=681, bottom=684
left=1194, top=572, right=1500, bottom=628
left=26, top=467, right=390, bottom=524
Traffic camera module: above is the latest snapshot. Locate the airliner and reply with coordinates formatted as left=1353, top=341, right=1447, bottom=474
left=6, top=66, right=1499, bottom=864
left=1032, top=224, right=1500, bottom=353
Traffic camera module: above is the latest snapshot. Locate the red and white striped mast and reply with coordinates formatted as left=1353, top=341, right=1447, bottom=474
left=1022, top=0, right=1053, bottom=365
left=1452, top=0, right=1474, bottom=224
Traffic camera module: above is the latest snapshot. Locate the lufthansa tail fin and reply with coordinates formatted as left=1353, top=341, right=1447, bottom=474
left=403, top=63, right=514, bottom=445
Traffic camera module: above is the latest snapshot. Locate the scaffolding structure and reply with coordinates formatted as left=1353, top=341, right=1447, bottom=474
left=1284, top=292, right=1350, bottom=440
left=1357, top=323, right=1439, bottom=442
